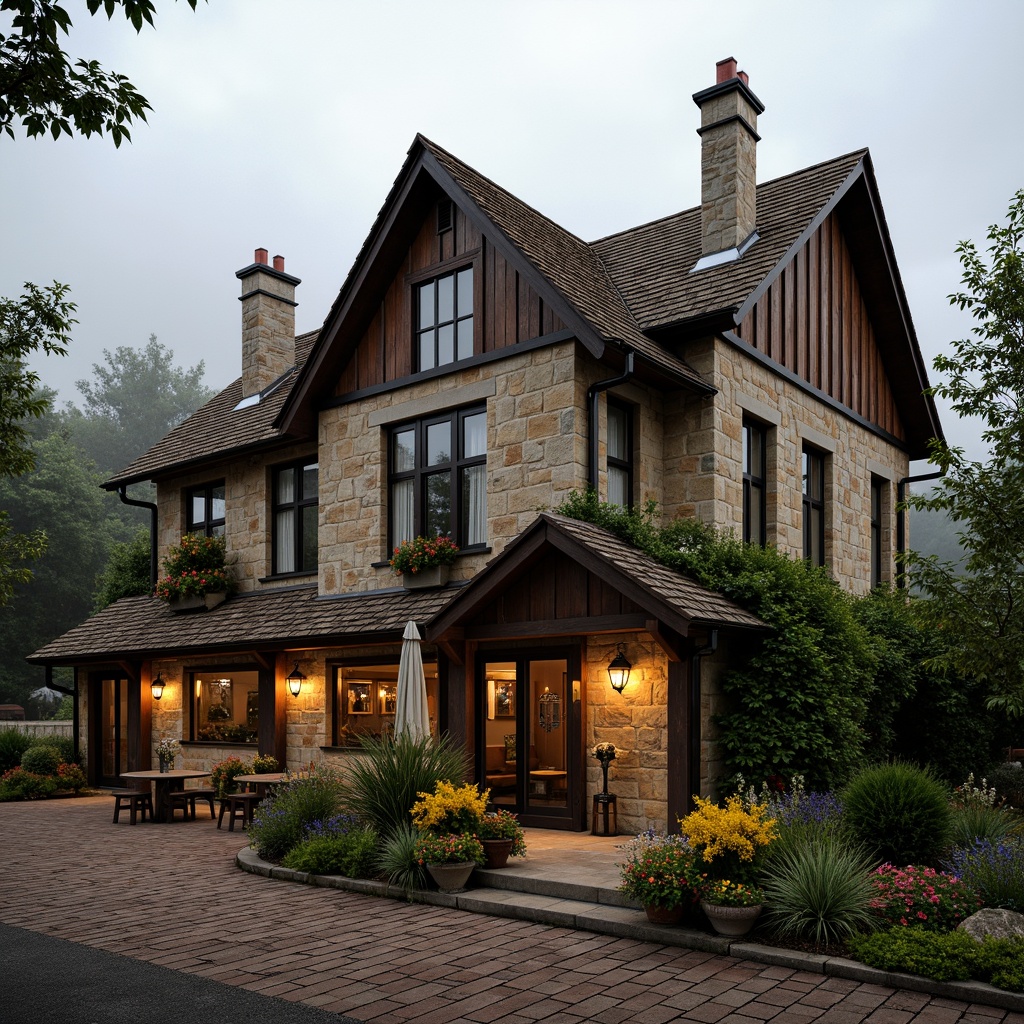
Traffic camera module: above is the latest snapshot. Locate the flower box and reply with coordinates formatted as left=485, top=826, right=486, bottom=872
left=402, top=564, right=450, bottom=590
left=168, top=591, right=227, bottom=613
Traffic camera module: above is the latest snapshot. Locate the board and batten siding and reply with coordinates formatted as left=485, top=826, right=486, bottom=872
left=334, top=205, right=566, bottom=395
left=733, top=211, right=904, bottom=441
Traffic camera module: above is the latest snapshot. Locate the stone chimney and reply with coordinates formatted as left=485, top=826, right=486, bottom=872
left=235, top=247, right=301, bottom=398
left=692, top=57, right=765, bottom=259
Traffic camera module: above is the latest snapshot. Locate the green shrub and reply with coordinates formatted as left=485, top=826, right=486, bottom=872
left=340, top=733, right=469, bottom=838
left=247, top=763, right=343, bottom=861
left=990, top=761, right=1024, bottom=807
left=55, top=762, right=88, bottom=792
left=281, top=827, right=378, bottom=877
left=949, top=805, right=1019, bottom=848
left=849, top=928, right=1024, bottom=991
left=0, top=767, right=58, bottom=800
left=555, top=494, right=875, bottom=789
left=842, top=762, right=951, bottom=866
left=0, top=728, right=32, bottom=774
left=945, top=839, right=1024, bottom=911
left=376, top=821, right=427, bottom=894
left=761, top=835, right=877, bottom=948
left=21, top=745, right=61, bottom=776
left=29, top=734, right=79, bottom=766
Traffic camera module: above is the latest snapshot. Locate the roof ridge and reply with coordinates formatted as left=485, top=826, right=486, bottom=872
left=590, top=148, right=869, bottom=247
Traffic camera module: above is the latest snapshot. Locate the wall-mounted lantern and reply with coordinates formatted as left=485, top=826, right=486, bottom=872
left=150, top=675, right=165, bottom=701
left=607, top=644, right=632, bottom=693
left=286, top=662, right=306, bottom=697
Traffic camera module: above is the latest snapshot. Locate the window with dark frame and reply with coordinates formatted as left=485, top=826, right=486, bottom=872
left=416, top=266, right=473, bottom=371
left=331, top=660, right=438, bottom=748
left=271, top=459, right=318, bottom=575
left=189, top=668, right=259, bottom=743
left=186, top=481, right=226, bottom=537
left=870, top=477, right=884, bottom=588
left=802, top=447, right=825, bottom=566
left=742, top=420, right=766, bottom=546
left=389, top=406, right=486, bottom=551
left=606, top=399, right=633, bottom=509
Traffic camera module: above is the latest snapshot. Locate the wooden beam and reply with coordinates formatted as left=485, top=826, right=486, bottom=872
left=250, top=651, right=274, bottom=672
left=464, top=614, right=648, bottom=642
left=117, top=660, right=138, bottom=681
left=435, top=630, right=465, bottom=667
left=646, top=619, right=685, bottom=662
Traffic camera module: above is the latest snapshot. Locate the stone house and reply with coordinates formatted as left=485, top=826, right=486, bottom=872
left=30, top=59, right=940, bottom=834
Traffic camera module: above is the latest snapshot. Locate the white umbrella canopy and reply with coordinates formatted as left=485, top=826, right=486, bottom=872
left=395, top=620, right=431, bottom=742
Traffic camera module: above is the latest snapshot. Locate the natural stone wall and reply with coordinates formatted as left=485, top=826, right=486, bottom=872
left=663, top=336, right=908, bottom=595
left=585, top=634, right=670, bottom=836
left=156, top=439, right=317, bottom=594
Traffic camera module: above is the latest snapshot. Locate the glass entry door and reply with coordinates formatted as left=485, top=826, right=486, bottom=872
left=95, top=676, right=128, bottom=787
left=480, top=654, right=579, bottom=827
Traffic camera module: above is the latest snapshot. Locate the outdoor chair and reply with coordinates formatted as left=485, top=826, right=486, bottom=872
left=168, top=786, right=217, bottom=821
left=111, top=788, right=154, bottom=825
left=217, top=791, right=259, bottom=831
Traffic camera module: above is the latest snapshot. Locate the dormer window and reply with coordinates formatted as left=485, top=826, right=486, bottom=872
left=416, top=267, right=473, bottom=371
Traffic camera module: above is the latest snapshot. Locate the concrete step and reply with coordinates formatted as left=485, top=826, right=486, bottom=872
left=474, top=862, right=634, bottom=907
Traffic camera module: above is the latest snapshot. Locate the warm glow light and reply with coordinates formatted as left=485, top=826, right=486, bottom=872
left=607, top=644, right=632, bottom=693
left=286, top=661, right=305, bottom=697
left=151, top=675, right=165, bottom=701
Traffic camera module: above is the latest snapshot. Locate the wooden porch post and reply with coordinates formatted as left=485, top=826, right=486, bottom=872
left=667, top=656, right=692, bottom=827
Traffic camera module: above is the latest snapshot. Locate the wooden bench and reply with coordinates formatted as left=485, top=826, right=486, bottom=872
left=111, top=788, right=154, bottom=825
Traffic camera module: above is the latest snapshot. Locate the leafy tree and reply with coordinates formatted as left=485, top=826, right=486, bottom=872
left=60, top=333, right=213, bottom=475
left=1, top=0, right=200, bottom=147
left=94, top=525, right=150, bottom=608
left=904, top=190, right=1024, bottom=717
left=0, top=282, right=75, bottom=604
left=0, top=428, right=126, bottom=708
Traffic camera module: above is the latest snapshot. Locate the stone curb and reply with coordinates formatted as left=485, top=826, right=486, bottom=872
left=234, top=848, right=1024, bottom=1012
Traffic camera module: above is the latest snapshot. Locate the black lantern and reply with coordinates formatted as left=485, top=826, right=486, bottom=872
left=150, top=675, right=165, bottom=701
left=607, top=644, right=632, bottom=693
left=286, top=662, right=306, bottom=697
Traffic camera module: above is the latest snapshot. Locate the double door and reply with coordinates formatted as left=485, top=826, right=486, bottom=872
left=478, top=652, right=582, bottom=829
left=93, top=675, right=129, bottom=787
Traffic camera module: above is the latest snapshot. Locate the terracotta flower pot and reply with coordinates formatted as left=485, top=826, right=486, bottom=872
left=481, top=838, right=514, bottom=869
left=426, top=861, right=475, bottom=893
left=643, top=903, right=685, bottom=926
left=701, top=901, right=762, bottom=937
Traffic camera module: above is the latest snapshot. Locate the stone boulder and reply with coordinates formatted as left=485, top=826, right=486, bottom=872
left=958, top=907, right=1024, bottom=943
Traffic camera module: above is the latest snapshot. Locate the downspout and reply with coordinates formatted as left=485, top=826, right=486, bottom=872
left=896, top=470, right=944, bottom=590
left=587, top=349, right=635, bottom=492
left=117, top=485, right=158, bottom=589
left=689, top=629, right=718, bottom=811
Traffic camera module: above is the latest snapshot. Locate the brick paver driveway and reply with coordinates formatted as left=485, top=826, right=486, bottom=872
left=1, top=795, right=1020, bottom=1024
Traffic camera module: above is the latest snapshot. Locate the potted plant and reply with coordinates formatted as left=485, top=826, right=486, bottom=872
left=413, top=831, right=485, bottom=893
left=477, top=809, right=527, bottom=869
left=251, top=753, right=280, bottom=774
left=680, top=794, right=777, bottom=937
left=618, top=830, right=701, bottom=925
left=155, top=738, right=180, bottom=773
left=155, top=533, right=235, bottom=611
left=389, top=534, right=459, bottom=589
left=210, top=755, right=252, bottom=798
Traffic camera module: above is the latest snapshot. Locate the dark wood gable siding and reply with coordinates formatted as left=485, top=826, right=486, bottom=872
left=473, top=551, right=646, bottom=629
left=334, top=206, right=566, bottom=396
left=734, top=212, right=904, bottom=440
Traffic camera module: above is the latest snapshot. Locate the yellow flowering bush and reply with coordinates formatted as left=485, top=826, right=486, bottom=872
left=410, top=780, right=489, bottom=834
left=680, top=795, right=777, bottom=884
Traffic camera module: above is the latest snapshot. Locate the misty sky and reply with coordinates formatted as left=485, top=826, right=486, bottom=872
left=3, top=0, right=1022, bottom=466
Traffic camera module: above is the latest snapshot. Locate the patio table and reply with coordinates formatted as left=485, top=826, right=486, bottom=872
left=120, top=770, right=211, bottom=823
left=234, top=772, right=287, bottom=799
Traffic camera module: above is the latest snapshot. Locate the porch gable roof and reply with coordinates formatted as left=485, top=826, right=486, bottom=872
left=426, top=512, right=765, bottom=643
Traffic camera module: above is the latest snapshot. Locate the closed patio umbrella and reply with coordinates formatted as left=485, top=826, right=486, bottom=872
left=395, top=620, right=431, bottom=742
